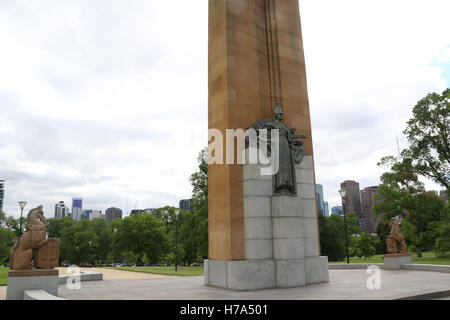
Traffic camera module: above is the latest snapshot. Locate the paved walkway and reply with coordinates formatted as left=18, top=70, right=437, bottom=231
left=58, top=267, right=172, bottom=280
left=0, top=267, right=171, bottom=300
left=59, top=269, right=450, bottom=300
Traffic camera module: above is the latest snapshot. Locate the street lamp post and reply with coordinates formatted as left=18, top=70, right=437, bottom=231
left=89, top=240, right=92, bottom=266
left=174, top=209, right=180, bottom=272
left=339, top=190, right=350, bottom=264
left=113, top=228, right=117, bottom=267
left=18, top=201, right=27, bottom=237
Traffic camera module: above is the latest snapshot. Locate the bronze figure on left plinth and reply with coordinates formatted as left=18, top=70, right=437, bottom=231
left=9, top=205, right=60, bottom=270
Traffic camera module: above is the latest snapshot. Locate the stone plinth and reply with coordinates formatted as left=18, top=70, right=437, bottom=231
left=6, top=269, right=59, bottom=300
left=384, top=254, right=412, bottom=270
left=205, top=156, right=329, bottom=290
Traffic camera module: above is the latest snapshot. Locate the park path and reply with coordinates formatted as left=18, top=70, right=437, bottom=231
left=0, top=267, right=172, bottom=300
left=58, top=267, right=173, bottom=280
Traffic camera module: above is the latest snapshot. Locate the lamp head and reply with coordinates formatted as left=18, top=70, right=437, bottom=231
left=18, top=201, right=27, bottom=210
left=338, top=190, right=347, bottom=198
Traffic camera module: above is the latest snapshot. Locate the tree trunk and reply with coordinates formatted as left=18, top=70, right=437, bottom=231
left=417, top=248, right=422, bottom=258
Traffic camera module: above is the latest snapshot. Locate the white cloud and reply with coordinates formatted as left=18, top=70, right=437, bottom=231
left=0, top=0, right=448, bottom=217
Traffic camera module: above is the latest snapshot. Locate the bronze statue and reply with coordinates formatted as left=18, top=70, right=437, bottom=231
left=10, top=206, right=60, bottom=270
left=247, top=103, right=307, bottom=195
left=387, top=217, right=408, bottom=254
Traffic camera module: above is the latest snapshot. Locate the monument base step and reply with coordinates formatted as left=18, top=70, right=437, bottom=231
left=6, top=269, right=59, bottom=300
left=384, top=254, right=412, bottom=270
left=204, top=256, right=329, bottom=291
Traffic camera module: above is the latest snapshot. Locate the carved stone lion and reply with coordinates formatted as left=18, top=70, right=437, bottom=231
left=386, top=218, right=408, bottom=254
left=10, top=205, right=60, bottom=270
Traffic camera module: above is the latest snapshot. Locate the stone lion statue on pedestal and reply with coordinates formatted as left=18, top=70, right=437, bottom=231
left=9, top=206, right=60, bottom=270
left=386, top=217, right=408, bottom=254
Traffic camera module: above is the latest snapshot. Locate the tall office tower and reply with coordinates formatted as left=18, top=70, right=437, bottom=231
left=0, top=180, right=5, bottom=211
left=89, top=210, right=104, bottom=220
left=72, top=198, right=83, bottom=221
left=105, top=207, right=123, bottom=224
left=54, top=201, right=69, bottom=219
left=81, top=210, right=92, bottom=220
left=130, top=209, right=146, bottom=215
left=323, top=202, right=329, bottom=217
left=440, top=190, right=448, bottom=203
left=340, top=180, right=364, bottom=232
left=316, top=184, right=325, bottom=216
left=331, top=206, right=343, bottom=216
left=179, top=199, right=193, bottom=211
left=360, top=186, right=379, bottom=234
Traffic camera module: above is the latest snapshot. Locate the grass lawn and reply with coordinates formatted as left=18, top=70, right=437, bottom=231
left=110, top=266, right=204, bottom=277
left=328, top=251, right=450, bottom=265
left=0, top=267, right=8, bottom=286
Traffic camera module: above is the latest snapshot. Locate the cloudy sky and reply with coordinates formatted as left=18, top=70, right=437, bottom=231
left=0, top=0, right=449, bottom=218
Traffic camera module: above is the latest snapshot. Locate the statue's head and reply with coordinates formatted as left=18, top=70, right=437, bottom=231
left=274, top=103, right=283, bottom=121
left=28, top=205, right=45, bottom=222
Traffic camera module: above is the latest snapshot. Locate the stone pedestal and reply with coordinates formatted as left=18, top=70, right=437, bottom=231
left=205, top=155, right=329, bottom=291
left=6, top=269, right=59, bottom=300
left=384, top=254, right=412, bottom=270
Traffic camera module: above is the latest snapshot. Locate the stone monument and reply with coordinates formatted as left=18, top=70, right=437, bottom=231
left=384, top=217, right=412, bottom=270
left=7, top=205, right=61, bottom=300
left=205, top=0, right=329, bottom=290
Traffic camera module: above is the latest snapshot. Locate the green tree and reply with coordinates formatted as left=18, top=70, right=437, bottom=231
left=319, top=215, right=346, bottom=261
left=401, top=88, right=450, bottom=193
left=112, top=213, right=168, bottom=264
left=0, top=226, right=15, bottom=264
left=45, top=218, right=63, bottom=238
left=91, top=218, right=112, bottom=263
left=354, top=233, right=376, bottom=260
left=189, top=148, right=209, bottom=260
left=346, top=212, right=362, bottom=235
left=433, top=204, right=450, bottom=257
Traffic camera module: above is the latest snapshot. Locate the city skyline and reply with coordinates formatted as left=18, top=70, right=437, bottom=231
left=0, top=0, right=449, bottom=218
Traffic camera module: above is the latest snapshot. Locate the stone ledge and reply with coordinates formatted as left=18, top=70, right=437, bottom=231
left=58, top=270, right=103, bottom=285
left=23, top=290, right=66, bottom=300
left=401, top=264, right=450, bottom=273
left=9, top=269, right=59, bottom=277
left=328, top=263, right=385, bottom=269
left=384, top=254, right=412, bottom=270
left=384, top=253, right=411, bottom=258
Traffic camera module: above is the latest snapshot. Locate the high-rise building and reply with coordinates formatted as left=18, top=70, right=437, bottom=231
left=72, top=198, right=83, bottom=221
left=440, top=190, right=448, bottom=203
left=340, top=180, right=364, bottom=232
left=0, top=180, right=5, bottom=211
left=323, top=202, right=329, bottom=217
left=360, top=186, right=379, bottom=234
left=105, top=207, right=123, bottom=224
left=81, top=210, right=92, bottom=220
left=316, top=184, right=325, bottom=216
left=145, top=208, right=157, bottom=215
left=89, top=210, right=104, bottom=220
left=130, top=209, right=146, bottom=215
left=179, top=199, right=193, bottom=211
left=331, top=206, right=343, bottom=216
left=54, top=201, right=69, bottom=219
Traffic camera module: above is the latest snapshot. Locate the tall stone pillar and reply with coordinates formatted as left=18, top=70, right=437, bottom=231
left=206, top=0, right=328, bottom=290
